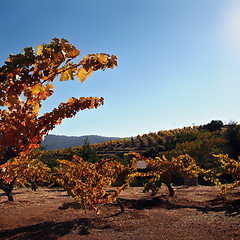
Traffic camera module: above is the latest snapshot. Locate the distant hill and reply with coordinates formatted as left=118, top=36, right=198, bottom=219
left=40, top=134, right=121, bottom=150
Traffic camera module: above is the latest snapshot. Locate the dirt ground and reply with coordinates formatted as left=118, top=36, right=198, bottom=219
left=0, top=186, right=239, bottom=240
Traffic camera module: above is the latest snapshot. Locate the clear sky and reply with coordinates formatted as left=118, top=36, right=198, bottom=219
left=1, top=0, right=240, bottom=137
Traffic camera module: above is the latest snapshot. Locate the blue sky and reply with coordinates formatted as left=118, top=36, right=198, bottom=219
left=1, top=0, right=240, bottom=137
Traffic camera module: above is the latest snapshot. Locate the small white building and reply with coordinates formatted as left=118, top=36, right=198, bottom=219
left=136, top=160, right=148, bottom=170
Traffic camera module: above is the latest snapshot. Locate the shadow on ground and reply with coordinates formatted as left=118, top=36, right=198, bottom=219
left=0, top=218, right=95, bottom=240
left=1, top=193, right=239, bottom=239
left=121, top=193, right=240, bottom=217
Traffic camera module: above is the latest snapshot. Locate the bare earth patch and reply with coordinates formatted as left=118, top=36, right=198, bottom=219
left=0, top=186, right=239, bottom=239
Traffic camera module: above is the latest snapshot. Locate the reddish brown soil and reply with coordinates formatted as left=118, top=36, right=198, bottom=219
left=0, top=186, right=239, bottom=240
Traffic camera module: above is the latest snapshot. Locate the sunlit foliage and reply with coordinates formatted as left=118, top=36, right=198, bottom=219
left=137, top=154, right=200, bottom=196
left=0, top=38, right=117, bottom=165
left=53, top=153, right=139, bottom=213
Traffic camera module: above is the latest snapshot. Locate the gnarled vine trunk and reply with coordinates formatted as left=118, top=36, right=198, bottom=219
left=0, top=176, right=17, bottom=201
left=166, top=182, right=174, bottom=197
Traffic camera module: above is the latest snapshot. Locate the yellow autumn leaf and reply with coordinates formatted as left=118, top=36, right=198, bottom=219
left=32, top=102, right=40, bottom=115
left=77, top=68, right=87, bottom=83
left=60, top=69, right=74, bottom=81
left=87, top=68, right=93, bottom=77
left=30, top=83, right=43, bottom=94
left=37, top=44, right=44, bottom=56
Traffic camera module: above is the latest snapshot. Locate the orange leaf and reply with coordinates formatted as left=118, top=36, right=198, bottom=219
left=99, top=54, right=108, bottom=64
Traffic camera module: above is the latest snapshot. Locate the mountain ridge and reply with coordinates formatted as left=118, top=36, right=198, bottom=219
left=40, top=134, right=122, bottom=150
